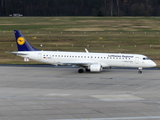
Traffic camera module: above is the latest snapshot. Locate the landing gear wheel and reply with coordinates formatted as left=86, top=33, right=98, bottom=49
left=85, top=69, right=90, bottom=72
left=138, top=70, right=142, bottom=74
left=138, top=67, right=143, bottom=74
left=78, top=69, right=84, bottom=73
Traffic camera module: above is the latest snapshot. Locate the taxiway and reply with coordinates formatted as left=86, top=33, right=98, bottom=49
left=0, top=65, right=159, bottom=120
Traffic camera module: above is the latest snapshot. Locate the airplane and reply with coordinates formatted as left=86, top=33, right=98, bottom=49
left=11, top=30, right=156, bottom=74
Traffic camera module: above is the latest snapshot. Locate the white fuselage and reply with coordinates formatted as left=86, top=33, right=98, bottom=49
left=15, top=51, right=156, bottom=69
left=12, top=30, right=157, bottom=73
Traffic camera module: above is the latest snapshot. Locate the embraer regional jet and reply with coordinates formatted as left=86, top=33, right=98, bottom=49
left=11, top=30, right=156, bottom=74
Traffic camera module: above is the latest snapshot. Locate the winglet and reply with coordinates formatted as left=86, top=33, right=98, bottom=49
left=85, top=48, right=89, bottom=53
left=14, top=30, right=39, bottom=51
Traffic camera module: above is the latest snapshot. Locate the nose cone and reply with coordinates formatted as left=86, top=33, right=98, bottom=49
left=151, top=61, right=157, bottom=67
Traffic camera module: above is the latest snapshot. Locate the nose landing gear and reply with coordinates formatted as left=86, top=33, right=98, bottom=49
left=138, top=67, right=142, bottom=74
left=138, top=70, right=142, bottom=74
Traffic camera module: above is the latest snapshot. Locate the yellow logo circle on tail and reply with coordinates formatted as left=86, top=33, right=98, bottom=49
left=17, top=37, right=25, bottom=45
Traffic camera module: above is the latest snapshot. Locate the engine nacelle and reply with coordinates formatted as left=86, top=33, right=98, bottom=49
left=90, top=64, right=102, bottom=72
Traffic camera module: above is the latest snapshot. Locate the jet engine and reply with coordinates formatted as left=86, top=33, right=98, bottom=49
left=90, top=64, right=102, bottom=72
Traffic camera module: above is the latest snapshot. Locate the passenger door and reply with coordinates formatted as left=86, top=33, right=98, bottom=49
left=135, top=57, right=139, bottom=64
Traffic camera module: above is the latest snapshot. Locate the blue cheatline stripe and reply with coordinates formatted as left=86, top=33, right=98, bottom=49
left=50, top=116, right=160, bottom=120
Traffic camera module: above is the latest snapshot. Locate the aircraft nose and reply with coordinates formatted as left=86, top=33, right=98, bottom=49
left=151, top=61, right=157, bottom=67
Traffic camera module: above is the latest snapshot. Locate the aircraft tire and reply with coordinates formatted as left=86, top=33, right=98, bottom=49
left=85, top=69, right=90, bottom=72
left=138, top=70, right=142, bottom=74
left=78, top=69, right=84, bottom=73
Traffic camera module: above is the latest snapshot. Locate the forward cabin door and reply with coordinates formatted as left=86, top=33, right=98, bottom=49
left=135, top=57, right=139, bottom=64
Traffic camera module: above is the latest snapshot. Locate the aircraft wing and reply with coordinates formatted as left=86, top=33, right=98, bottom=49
left=58, top=61, right=98, bottom=66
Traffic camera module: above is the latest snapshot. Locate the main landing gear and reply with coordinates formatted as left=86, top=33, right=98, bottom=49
left=138, top=67, right=142, bottom=74
left=78, top=69, right=84, bottom=73
left=78, top=67, right=90, bottom=73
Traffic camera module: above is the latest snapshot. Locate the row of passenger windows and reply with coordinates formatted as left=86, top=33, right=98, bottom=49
left=43, top=54, right=132, bottom=60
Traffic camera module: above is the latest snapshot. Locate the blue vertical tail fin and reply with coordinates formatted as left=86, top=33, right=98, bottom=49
left=14, top=30, right=39, bottom=51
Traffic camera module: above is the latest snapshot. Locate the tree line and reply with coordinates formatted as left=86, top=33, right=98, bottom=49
left=1, top=0, right=160, bottom=16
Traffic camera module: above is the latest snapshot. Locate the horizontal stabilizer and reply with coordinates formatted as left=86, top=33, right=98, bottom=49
left=9, top=51, right=28, bottom=55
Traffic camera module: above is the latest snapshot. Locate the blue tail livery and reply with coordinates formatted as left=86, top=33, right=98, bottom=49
left=14, top=30, right=39, bottom=51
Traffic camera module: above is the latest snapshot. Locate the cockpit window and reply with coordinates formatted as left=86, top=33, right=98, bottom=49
left=143, top=57, right=150, bottom=60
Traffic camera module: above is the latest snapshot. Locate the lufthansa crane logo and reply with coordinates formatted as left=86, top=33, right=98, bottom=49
left=17, top=37, right=25, bottom=45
